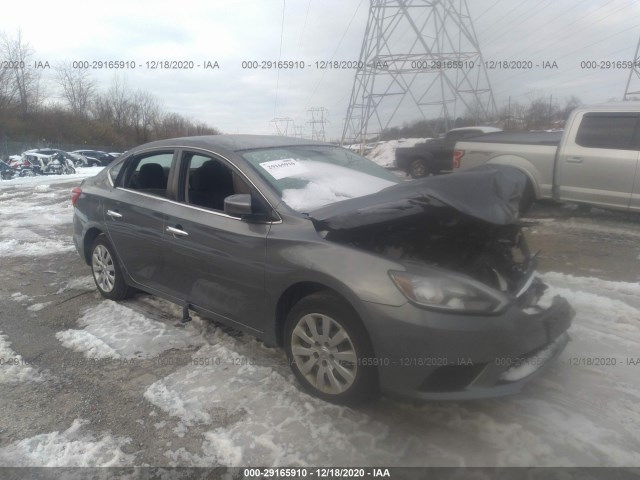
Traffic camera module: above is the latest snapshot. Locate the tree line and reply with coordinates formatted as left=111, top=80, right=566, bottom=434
left=0, top=31, right=220, bottom=151
left=379, top=94, right=583, bottom=141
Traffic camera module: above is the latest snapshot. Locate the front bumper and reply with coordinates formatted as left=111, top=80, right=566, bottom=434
left=361, top=293, right=574, bottom=400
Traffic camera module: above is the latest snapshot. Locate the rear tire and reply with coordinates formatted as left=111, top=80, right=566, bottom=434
left=519, top=180, right=535, bottom=214
left=90, top=235, right=135, bottom=300
left=409, top=158, right=431, bottom=178
left=284, top=291, right=378, bottom=405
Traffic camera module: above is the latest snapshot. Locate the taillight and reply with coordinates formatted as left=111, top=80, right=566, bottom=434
left=452, top=149, right=465, bottom=169
left=71, top=187, right=82, bottom=207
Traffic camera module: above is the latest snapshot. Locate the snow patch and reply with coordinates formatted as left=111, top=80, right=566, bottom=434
left=27, top=302, right=52, bottom=312
left=0, top=331, right=44, bottom=384
left=366, top=138, right=431, bottom=168
left=0, top=238, right=75, bottom=257
left=0, top=419, right=135, bottom=466
left=56, top=330, right=122, bottom=360
left=11, top=292, right=30, bottom=303
left=147, top=342, right=434, bottom=466
left=56, top=275, right=95, bottom=294
left=0, top=166, right=102, bottom=190
left=57, top=301, right=205, bottom=359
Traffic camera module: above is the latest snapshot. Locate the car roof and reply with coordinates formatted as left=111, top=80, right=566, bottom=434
left=129, top=135, right=329, bottom=154
left=572, top=102, right=640, bottom=113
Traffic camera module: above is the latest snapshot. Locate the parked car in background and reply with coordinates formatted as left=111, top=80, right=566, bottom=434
left=72, top=135, right=573, bottom=405
left=71, top=150, right=116, bottom=167
left=24, top=148, right=87, bottom=168
left=1, top=159, right=15, bottom=179
left=20, top=152, right=76, bottom=175
left=453, top=103, right=640, bottom=212
left=396, top=126, right=502, bottom=178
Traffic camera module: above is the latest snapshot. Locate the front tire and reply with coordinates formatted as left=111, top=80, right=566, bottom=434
left=284, top=291, right=378, bottom=405
left=90, top=235, right=135, bottom=300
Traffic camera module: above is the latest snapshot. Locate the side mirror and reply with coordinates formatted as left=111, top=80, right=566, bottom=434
left=224, top=194, right=253, bottom=217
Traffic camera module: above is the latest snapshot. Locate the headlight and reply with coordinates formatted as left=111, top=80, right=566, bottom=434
left=389, top=270, right=508, bottom=314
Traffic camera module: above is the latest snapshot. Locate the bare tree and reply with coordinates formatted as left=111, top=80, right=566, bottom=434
left=0, top=37, right=15, bottom=115
left=0, top=30, right=42, bottom=116
left=106, top=74, right=132, bottom=132
left=56, top=62, right=96, bottom=117
left=130, top=90, right=161, bottom=143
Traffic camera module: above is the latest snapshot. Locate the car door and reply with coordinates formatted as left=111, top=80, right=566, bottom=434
left=159, top=150, right=271, bottom=332
left=557, top=112, right=640, bottom=208
left=102, top=149, right=176, bottom=295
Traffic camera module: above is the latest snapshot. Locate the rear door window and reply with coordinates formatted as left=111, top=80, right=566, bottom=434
left=117, top=151, right=174, bottom=197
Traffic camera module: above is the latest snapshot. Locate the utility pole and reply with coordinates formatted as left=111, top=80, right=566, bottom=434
left=623, top=36, right=640, bottom=101
left=307, top=107, right=328, bottom=142
left=342, top=0, right=496, bottom=148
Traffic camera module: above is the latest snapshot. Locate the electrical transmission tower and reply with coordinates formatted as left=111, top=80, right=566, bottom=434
left=623, top=36, right=640, bottom=101
left=308, top=107, right=328, bottom=142
left=270, top=117, right=294, bottom=136
left=342, top=0, right=497, bottom=146
left=293, top=125, right=306, bottom=138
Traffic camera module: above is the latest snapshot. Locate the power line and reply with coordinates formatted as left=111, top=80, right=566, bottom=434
left=304, top=0, right=366, bottom=111
left=274, top=0, right=287, bottom=118
left=476, top=0, right=505, bottom=21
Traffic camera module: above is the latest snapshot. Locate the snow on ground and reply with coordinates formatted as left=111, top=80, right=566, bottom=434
left=139, top=271, right=640, bottom=467
left=145, top=339, right=426, bottom=466
left=56, top=275, right=96, bottom=294
left=4, top=176, right=640, bottom=467
left=0, top=331, right=44, bottom=384
left=0, top=166, right=103, bottom=189
left=367, top=138, right=431, bottom=168
left=0, top=167, right=102, bottom=256
left=0, top=419, right=135, bottom=466
left=56, top=300, right=206, bottom=360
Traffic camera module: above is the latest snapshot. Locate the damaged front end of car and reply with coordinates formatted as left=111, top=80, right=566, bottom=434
left=309, top=165, right=547, bottom=308
left=307, top=165, right=574, bottom=399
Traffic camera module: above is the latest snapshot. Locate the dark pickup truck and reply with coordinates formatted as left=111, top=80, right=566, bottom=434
left=395, top=126, right=501, bottom=178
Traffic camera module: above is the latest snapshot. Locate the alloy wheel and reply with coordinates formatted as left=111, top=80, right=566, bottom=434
left=92, top=244, right=116, bottom=293
left=291, top=313, right=358, bottom=395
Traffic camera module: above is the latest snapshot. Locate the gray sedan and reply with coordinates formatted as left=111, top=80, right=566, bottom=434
left=71, top=135, right=573, bottom=405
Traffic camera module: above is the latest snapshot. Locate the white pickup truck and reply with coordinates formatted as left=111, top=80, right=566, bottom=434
left=453, top=103, right=640, bottom=212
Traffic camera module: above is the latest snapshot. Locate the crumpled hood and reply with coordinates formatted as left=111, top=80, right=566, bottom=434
left=308, top=164, right=527, bottom=230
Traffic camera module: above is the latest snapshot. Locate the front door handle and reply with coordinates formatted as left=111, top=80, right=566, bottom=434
left=566, top=156, right=583, bottom=163
left=166, top=226, right=189, bottom=237
left=106, top=210, right=123, bottom=219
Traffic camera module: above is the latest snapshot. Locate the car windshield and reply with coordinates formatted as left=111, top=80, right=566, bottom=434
left=242, top=145, right=399, bottom=212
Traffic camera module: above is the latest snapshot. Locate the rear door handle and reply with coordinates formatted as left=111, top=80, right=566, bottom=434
left=166, top=226, right=189, bottom=237
left=106, top=210, right=122, bottom=219
left=566, top=156, right=583, bottom=163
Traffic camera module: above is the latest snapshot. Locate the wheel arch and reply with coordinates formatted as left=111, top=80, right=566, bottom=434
left=485, top=155, right=541, bottom=199
left=274, top=281, right=372, bottom=350
left=82, top=227, right=105, bottom=265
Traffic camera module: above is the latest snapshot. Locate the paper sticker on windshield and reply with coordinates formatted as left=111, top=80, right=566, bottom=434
left=259, top=159, right=308, bottom=180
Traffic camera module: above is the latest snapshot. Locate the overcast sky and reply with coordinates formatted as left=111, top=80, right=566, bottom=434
left=2, top=0, right=640, bottom=140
